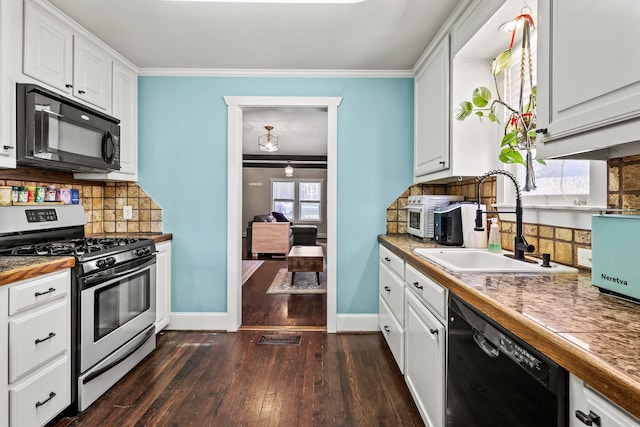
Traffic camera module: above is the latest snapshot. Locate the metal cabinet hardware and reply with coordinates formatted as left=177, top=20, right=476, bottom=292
left=384, top=286, right=391, bottom=292
left=35, top=332, right=56, bottom=344
left=413, top=281, right=423, bottom=290
left=383, top=326, right=390, bottom=333
left=575, top=410, right=600, bottom=426
left=35, top=391, right=56, bottom=408
left=35, top=287, right=56, bottom=297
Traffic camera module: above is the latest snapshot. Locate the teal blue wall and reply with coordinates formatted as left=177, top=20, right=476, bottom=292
left=138, top=76, right=414, bottom=314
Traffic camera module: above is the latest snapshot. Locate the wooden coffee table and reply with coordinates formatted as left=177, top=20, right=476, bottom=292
left=287, top=245, right=324, bottom=285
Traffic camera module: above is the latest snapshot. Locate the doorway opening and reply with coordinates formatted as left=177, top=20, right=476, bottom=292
left=225, top=96, right=341, bottom=333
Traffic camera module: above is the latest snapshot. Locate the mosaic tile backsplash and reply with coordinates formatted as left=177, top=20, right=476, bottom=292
left=386, top=155, right=640, bottom=269
left=0, top=172, right=162, bottom=235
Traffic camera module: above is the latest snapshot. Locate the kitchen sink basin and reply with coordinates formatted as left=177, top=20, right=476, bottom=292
left=414, top=248, right=578, bottom=273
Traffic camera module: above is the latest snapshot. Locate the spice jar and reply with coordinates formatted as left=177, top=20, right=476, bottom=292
left=11, top=186, right=19, bottom=204
left=0, top=186, right=11, bottom=206
left=35, top=186, right=45, bottom=203
left=27, top=186, right=36, bottom=203
left=18, top=186, right=28, bottom=203
left=46, top=185, right=57, bottom=202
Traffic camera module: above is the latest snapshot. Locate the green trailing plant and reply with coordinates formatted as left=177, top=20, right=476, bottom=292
left=455, top=9, right=542, bottom=191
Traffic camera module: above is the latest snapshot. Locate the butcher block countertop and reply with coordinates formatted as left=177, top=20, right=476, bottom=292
left=379, top=234, right=640, bottom=420
left=0, top=256, right=75, bottom=286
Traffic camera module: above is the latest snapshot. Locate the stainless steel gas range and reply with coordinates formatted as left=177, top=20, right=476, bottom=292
left=0, top=205, right=157, bottom=412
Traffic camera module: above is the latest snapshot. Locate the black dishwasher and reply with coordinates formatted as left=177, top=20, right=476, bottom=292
left=447, top=295, right=568, bottom=426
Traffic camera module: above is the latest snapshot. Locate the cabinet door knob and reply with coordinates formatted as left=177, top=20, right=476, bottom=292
left=383, top=326, right=390, bottom=333
left=384, top=286, right=391, bottom=292
left=429, top=328, right=438, bottom=335
left=575, top=410, right=600, bottom=426
left=413, top=281, right=423, bottom=290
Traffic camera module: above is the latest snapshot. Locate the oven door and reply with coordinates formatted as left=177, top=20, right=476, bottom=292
left=80, top=255, right=156, bottom=373
left=407, top=206, right=426, bottom=238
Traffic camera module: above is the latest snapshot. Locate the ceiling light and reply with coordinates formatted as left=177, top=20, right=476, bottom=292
left=258, top=125, right=279, bottom=152
left=285, top=163, right=294, bottom=177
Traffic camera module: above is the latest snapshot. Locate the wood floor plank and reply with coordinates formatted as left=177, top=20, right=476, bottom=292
left=52, top=331, right=423, bottom=427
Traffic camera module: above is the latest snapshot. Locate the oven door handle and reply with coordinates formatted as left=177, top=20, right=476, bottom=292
left=82, top=256, right=156, bottom=289
left=82, top=326, right=155, bottom=385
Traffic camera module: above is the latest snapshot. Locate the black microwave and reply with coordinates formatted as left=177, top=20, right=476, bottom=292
left=16, top=83, right=120, bottom=173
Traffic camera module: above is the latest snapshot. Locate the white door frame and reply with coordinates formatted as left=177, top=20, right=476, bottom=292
left=224, top=96, right=342, bottom=333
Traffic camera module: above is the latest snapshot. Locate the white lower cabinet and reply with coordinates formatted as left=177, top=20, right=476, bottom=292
left=378, top=245, right=405, bottom=372
left=155, top=241, right=172, bottom=333
left=404, top=288, right=446, bottom=427
left=2, top=270, right=72, bottom=427
left=570, top=374, right=640, bottom=427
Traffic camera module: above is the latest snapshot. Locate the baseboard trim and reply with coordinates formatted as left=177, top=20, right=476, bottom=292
left=336, top=314, right=379, bottom=332
left=167, top=312, right=228, bottom=331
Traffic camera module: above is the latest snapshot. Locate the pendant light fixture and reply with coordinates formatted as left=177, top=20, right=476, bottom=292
left=258, top=125, right=279, bottom=152
left=284, top=162, right=294, bottom=177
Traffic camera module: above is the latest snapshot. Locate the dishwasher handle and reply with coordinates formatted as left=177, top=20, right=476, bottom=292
left=472, top=328, right=499, bottom=358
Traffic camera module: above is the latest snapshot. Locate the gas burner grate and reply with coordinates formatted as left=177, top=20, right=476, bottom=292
left=257, top=335, right=301, bottom=346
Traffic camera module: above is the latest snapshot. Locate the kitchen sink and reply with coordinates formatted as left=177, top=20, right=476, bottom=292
left=414, top=248, right=578, bottom=273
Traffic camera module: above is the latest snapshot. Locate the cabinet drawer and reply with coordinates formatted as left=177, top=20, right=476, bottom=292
left=9, top=299, right=69, bottom=382
left=379, top=262, right=405, bottom=325
left=10, top=355, right=70, bottom=427
left=380, top=245, right=404, bottom=279
left=9, top=270, right=70, bottom=315
left=405, top=264, right=446, bottom=321
left=379, top=296, right=404, bottom=373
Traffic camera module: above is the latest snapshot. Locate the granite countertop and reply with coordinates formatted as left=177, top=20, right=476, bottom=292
left=379, top=234, right=640, bottom=420
left=87, top=232, right=173, bottom=244
left=0, top=256, right=75, bottom=286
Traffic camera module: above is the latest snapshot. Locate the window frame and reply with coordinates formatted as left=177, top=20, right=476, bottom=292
left=271, top=178, right=324, bottom=222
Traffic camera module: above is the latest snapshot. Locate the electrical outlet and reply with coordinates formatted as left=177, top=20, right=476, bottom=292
left=577, top=248, right=592, bottom=268
left=123, top=206, right=133, bottom=220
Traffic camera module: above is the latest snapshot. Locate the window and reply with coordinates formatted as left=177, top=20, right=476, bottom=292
left=503, top=37, right=601, bottom=205
left=272, top=181, right=294, bottom=219
left=272, top=179, right=323, bottom=221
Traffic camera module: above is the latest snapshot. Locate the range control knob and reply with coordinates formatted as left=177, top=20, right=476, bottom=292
left=136, top=247, right=150, bottom=256
left=106, top=257, right=116, bottom=266
left=96, top=259, right=107, bottom=269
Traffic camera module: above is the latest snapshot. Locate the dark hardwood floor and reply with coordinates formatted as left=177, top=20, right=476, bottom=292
left=242, top=238, right=326, bottom=329
left=54, top=330, right=424, bottom=426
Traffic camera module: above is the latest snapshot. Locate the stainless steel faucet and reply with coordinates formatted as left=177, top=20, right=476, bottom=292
left=475, top=169, right=534, bottom=261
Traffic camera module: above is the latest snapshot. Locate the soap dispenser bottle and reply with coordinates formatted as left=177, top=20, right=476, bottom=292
left=488, top=218, right=502, bottom=253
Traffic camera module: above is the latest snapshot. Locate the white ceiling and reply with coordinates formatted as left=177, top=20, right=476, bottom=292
left=47, top=0, right=462, bottom=70
left=242, top=107, right=328, bottom=155
left=46, top=0, right=465, bottom=156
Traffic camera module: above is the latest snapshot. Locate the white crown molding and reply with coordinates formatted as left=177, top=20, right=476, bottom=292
left=138, top=68, right=413, bottom=78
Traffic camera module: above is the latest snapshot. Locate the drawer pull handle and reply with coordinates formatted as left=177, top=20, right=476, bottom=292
left=35, top=332, right=56, bottom=344
left=384, top=257, right=391, bottom=262
left=413, top=281, right=423, bottom=290
left=429, top=328, right=438, bottom=335
left=384, top=286, right=391, bottom=292
left=78, top=90, right=86, bottom=94
left=575, top=410, right=600, bottom=426
left=383, top=326, right=390, bottom=333
left=35, top=391, right=56, bottom=408
left=35, top=287, right=56, bottom=297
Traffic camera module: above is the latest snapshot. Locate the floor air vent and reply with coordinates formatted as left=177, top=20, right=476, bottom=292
left=257, top=335, right=301, bottom=345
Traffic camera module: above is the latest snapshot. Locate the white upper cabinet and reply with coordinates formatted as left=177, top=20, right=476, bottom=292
left=414, top=36, right=450, bottom=179
left=413, top=0, right=504, bottom=184
left=23, top=0, right=112, bottom=112
left=73, top=36, right=111, bottom=111
left=537, top=0, right=640, bottom=159
left=111, top=61, right=137, bottom=178
left=22, top=1, right=73, bottom=95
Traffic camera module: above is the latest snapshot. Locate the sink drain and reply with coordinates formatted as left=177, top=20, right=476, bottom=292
left=257, top=335, right=301, bottom=345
